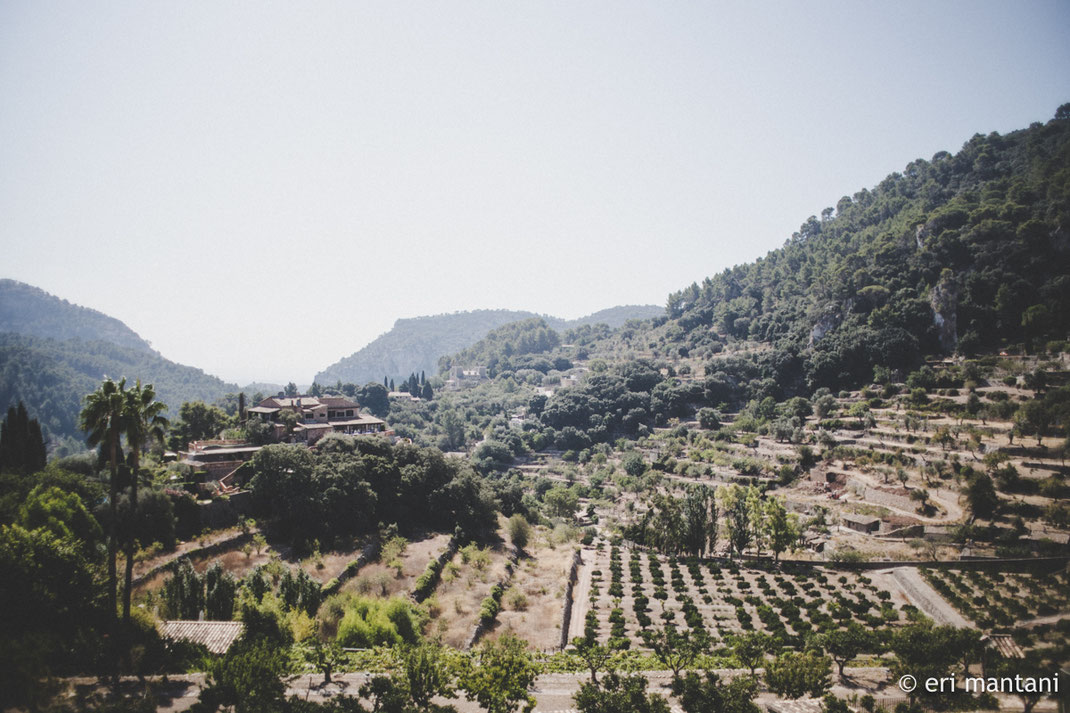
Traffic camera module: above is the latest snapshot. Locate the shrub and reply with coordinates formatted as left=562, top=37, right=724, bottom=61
left=335, top=595, right=422, bottom=648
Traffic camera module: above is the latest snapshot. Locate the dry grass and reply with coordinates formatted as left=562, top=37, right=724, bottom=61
left=491, top=541, right=574, bottom=649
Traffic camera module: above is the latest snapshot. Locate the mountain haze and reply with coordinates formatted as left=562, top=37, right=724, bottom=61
left=314, top=305, right=662, bottom=386
left=0, top=279, right=153, bottom=353
left=0, top=281, right=237, bottom=445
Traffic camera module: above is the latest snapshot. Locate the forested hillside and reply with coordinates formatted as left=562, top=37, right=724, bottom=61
left=648, top=109, right=1070, bottom=398
left=0, top=333, right=236, bottom=445
left=394, top=108, right=1070, bottom=453
left=314, top=305, right=661, bottom=387
left=0, top=279, right=153, bottom=353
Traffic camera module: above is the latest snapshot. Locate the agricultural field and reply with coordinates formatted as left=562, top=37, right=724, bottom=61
left=921, top=567, right=1070, bottom=628
left=583, top=543, right=912, bottom=650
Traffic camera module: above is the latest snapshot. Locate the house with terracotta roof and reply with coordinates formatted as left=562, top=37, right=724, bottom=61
left=248, top=395, right=389, bottom=445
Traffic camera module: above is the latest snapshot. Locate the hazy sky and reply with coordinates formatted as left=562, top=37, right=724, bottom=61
left=2, top=2, right=1068, bottom=384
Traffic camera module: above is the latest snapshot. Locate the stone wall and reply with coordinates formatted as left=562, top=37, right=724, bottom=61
left=559, top=548, right=583, bottom=650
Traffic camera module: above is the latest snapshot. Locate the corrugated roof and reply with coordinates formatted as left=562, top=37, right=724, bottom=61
left=986, top=634, right=1025, bottom=659
left=161, top=620, right=244, bottom=654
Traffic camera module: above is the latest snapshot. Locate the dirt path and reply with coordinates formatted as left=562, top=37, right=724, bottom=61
left=1017, top=612, right=1070, bottom=627
left=889, top=567, right=972, bottom=627
left=565, top=547, right=594, bottom=642
left=840, top=468, right=964, bottom=524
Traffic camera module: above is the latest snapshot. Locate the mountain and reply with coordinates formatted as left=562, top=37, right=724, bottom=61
left=639, top=105, right=1070, bottom=396
left=0, top=279, right=153, bottom=353
left=409, top=106, right=1070, bottom=453
left=0, top=282, right=237, bottom=446
left=559, top=305, right=664, bottom=330
left=314, top=305, right=662, bottom=386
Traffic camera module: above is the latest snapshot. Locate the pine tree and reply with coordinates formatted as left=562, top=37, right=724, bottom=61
left=389, top=378, right=395, bottom=391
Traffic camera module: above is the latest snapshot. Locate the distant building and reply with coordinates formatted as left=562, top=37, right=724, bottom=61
left=841, top=513, right=881, bottom=534
left=179, top=440, right=262, bottom=493
left=444, top=366, right=488, bottom=390
left=247, top=395, right=388, bottom=445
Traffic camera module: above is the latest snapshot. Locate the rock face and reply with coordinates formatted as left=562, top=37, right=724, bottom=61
left=930, top=273, right=958, bottom=353
left=915, top=223, right=929, bottom=249
left=808, top=307, right=842, bottom=347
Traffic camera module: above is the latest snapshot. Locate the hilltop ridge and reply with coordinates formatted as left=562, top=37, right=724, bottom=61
left=314, top=305, right=662, bottom=386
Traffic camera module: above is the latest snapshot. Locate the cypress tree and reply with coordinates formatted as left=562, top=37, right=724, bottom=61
left=0, top=401, right=46, bottom=474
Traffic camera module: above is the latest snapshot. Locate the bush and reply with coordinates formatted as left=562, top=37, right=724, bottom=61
left=508, top=514, right=531, bottom=550
left=335, top=595, right=422, bottom=648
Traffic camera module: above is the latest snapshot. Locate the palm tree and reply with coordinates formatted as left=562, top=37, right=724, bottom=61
left=121, top=380, right=169, bottom=623
left=80, top=377, right=127, bottom=624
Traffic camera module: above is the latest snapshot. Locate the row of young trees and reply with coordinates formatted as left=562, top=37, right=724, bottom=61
left=625, top=484, right=802, bottom=560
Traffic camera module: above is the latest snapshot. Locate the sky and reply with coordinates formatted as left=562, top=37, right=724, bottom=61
left=1, top=1, right=1068, bottom=385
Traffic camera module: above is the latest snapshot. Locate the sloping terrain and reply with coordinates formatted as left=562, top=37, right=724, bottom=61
left=314, top=305, right=662, bottom=387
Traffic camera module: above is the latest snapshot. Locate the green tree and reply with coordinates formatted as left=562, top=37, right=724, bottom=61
left=765, top=498, right=799, bottom=562
left=992, top=652, right=1054, bottom=713
left=205, top=563, right=237, bottom=620
left=308, top=639, right=345, bottom=686
left=682, top=486, right=716, bottom=558
left=0, top=401, right=47, bottom=475
left=196, top=638, right=288, bottom=713
left=401, top=640, right=457, bottom=713
left=764, top=651, right=831, bottom=699
left=168, top=401, right=232, bottom=450
left=544, top=485, right=579, bottom=520
left=671, top=671, right=760, bottom=713
left=888, top=623, right=959, bottom=703
left=571, top=636, right=616, bottom=685
left=621, top=451, right=647, bottom=477
left=359, top=382, right=390, bottom=417
left=164, top=559, right=204, bottom=620
left=820, top=623, right=871, bottom=677
left=460, top=632, right=539, bottom=713
left=1014, top=400, right=1051, bottom=445
left=507, top=514, right=531, bottom=551
left=574, top=672, right=670, bottom=713
left=17, top=484, right=103, bottom=555
left=80, top=377, right=127, bottom=632
left=731, top=631, right=771, bottom=677
left=964, top=472, right=999, bottom=522
left=716, top=484, right=752, bottom=557
left=641, top=623, right=710, bottom=680
left=121, top=380, right=169, bottom=623
left=697, top=408, right=721, bottom=430
left=0, top=523, right=104, bottom=711
left=438, top=410, right=466, bottom=450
